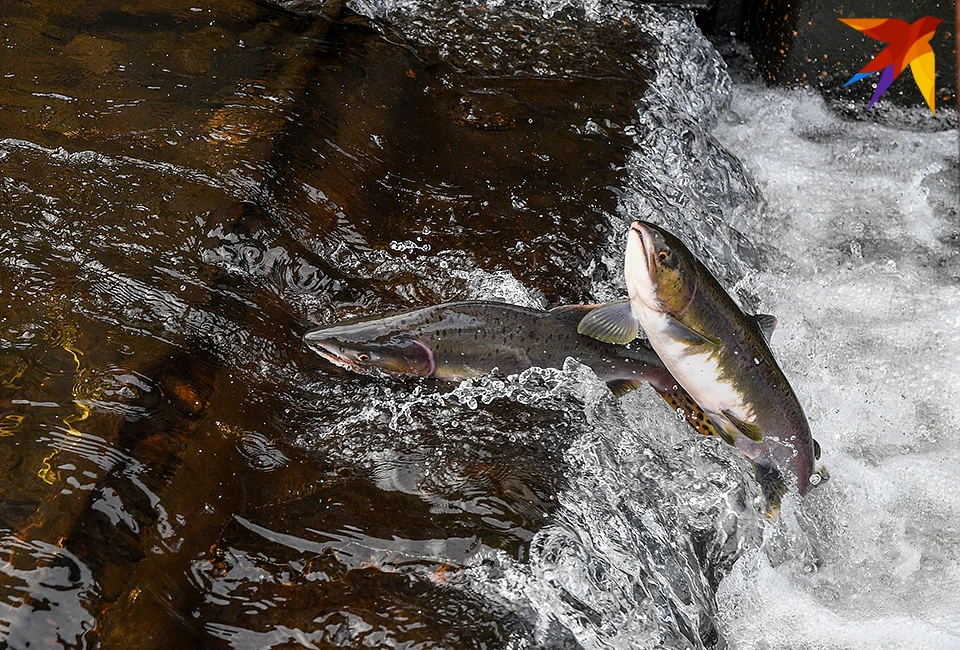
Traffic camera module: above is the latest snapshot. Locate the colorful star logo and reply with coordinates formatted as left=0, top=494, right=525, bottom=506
left=840, top=17, right=943, bottom=114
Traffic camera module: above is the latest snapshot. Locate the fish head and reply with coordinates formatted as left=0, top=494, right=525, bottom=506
left=303, top=325, right=435, bottom=377
left=626, top=221, right=699, bottom=315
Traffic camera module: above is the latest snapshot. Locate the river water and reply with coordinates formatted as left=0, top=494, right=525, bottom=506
left=0, top=1, right=957, bottom=649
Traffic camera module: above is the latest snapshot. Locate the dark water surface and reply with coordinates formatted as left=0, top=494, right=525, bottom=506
left=0, top=1, right=767, bottom=648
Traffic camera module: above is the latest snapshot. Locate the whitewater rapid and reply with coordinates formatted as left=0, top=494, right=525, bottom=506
left=711, top=81, right=959, bottom=649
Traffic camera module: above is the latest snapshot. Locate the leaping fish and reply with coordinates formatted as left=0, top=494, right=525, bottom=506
left=578, top=221, right=822, bottom=513
left=304, top=300, right=715, bottom=437
left=305, top=301, right=678, bottom=395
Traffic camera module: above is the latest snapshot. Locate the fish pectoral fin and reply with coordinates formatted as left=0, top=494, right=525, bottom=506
left=577, top=301, right=640, bottom=344
left=721, top=408, right=763, bottom=443
left=813, top=438, right=822, bottom=460
left=754, top=314, right=777, bottom=342
left=606, top=378, right=645, bottom=397
left=664, top=315, right=721, bottom=347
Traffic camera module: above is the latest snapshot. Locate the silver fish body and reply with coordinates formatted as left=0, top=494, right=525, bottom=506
left=304, top=301, right=678, bottom=398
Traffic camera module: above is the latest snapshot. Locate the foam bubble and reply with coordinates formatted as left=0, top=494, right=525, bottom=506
left=712, top=82, right=960, bottom=649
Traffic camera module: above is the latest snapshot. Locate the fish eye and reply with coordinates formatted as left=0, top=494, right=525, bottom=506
left=658, top=251, right=670, bottom=262
left=356, top=353, right=370, bottom=362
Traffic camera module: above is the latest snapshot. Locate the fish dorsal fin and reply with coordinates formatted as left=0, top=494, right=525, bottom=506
left=721, top=408, right=763, bottom=443
left=754, top=314, right=777, bottom=342
left=606, top=377, right=645, bottom=397
left=665, top=315, right=721, bottom=347
left=577, top=301, right=639, bottom=344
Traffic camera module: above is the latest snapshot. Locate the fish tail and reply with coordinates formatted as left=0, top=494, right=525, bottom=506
left=809, top=464, right=830, bottom=488
left=754, top=462, right=787, bottom=520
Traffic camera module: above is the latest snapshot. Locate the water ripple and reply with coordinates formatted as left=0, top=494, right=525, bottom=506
left=0, top=533, right=98, bottom=650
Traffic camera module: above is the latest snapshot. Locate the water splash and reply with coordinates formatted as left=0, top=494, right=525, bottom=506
left=452, top=361, right=765, bottom=650
left=291, top=356, right=767, bottom=648
left=711, top=81, right=960, bottom=649
left=596, top=8, right=764, bottom=307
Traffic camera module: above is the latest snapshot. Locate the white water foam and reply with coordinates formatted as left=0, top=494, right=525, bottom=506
left=711, top=82, right=960, bottom=649
left=350, top=0, right=640, bottom=22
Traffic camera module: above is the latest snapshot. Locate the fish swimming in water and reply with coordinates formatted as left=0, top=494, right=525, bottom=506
left=304, top=301, right=684, bottom=398
left=578, top=221, right=821, bottom=512
left=303, top=301, right=726, bottom=447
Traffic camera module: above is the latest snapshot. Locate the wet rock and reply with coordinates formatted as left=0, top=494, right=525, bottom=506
left=0, top=0, right=344, bottom=646
left=275, top=7, right=654, bottom=305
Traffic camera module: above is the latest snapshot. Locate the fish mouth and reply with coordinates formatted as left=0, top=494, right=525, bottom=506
left=304, top=339, right=357, bottom=372
left=303, top=331, right=366, bottom=374
left=630, top=221, right=658, bottom=284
